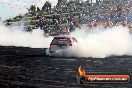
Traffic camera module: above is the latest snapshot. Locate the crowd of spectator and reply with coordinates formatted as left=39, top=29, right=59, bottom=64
left=28, top=0, right=131, bottom=35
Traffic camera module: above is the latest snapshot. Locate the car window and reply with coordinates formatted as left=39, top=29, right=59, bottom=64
left=51, top=37, right=69, bottom=45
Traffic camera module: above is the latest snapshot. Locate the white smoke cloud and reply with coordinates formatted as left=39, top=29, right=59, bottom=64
left=66, top=26, right=132, bottom=58
left=0, top=23, right=132, bottom=58
left=0, top=24, right=53, bottom=48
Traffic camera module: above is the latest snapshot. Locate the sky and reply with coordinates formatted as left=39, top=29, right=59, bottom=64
left=0, top=0, right=97, bottom=21
left=0, top=0, right=58, bottom=20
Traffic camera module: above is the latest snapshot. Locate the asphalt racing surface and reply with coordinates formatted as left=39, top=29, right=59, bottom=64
left=0, top=46, right=131, bottom=88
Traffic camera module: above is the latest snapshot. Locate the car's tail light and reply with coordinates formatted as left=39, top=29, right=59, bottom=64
left=49, top=45, right=51, bottom=49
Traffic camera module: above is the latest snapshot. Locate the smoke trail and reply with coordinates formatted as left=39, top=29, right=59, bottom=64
left=0, top=24, right=53, bottom=48
left=1, top=24, right=132, bottom=58
left=64, top=26, right=132, bottom=58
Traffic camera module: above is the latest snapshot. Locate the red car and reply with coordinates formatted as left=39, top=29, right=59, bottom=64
left=46, top=35, right=77, bottom=56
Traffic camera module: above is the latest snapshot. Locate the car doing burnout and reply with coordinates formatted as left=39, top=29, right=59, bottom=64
left=47, top=35, right=77, bottom=56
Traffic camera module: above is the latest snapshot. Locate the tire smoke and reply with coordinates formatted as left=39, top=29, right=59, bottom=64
left=0, top=24, right=132, bottom=58
left=66, top=26, right=132, bottom=58
left=0, top=24, right=53, bottom=48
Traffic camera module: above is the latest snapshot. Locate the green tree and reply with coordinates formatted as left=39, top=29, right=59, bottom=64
left=42, top=1, right=51, bottom=12
left=58, top=0, right=67, bottom=4
left=18, top=15, right=22, bottom=18
left=28, top=5, right=36, bottom=13
left=37, top=7, right=41, bottom=11
left=68, top=0, right=75, bottom=5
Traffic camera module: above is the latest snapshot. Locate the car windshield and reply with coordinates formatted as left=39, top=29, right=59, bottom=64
left=51, top=37, right=69, bottom=45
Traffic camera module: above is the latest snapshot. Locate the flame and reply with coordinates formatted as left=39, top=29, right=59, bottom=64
left=78, top=66, right=86, bottom=76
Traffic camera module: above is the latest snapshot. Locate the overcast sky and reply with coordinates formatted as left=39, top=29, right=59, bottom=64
left=0, top=0, right=58, bottom=20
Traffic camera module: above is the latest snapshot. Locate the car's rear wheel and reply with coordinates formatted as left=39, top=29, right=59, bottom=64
left=46, top=49, right=56, bottom=56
